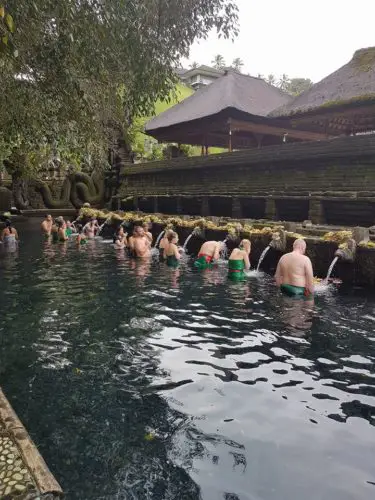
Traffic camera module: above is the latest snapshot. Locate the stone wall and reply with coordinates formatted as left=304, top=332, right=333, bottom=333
left=116, top=135, right=375, bottom=226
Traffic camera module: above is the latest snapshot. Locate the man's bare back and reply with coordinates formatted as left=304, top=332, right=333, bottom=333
left=275, top=239, right=314, bottom=294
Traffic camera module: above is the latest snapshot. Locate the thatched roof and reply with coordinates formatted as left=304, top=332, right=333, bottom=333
left=271, top=47, right=375, bottom=117
left=146, top=71, right=292, bottom=134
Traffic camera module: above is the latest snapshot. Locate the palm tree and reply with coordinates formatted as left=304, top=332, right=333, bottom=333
left=190, top=61, right=199, bottom=69
left=266, top=74, right=276, bottom=86
left=211, top=54, right=225, bottom=70
left=278, top=73, right=290, bottom=91
left=232, top=57, right=244, bottom=72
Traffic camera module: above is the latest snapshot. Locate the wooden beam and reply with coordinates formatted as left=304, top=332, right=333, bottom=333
left=230, top=119, right=333, bottom=141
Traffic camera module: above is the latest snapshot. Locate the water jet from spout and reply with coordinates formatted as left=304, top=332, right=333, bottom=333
left=154, top=230, right=165, bottom=248
left=326, top=256, right=339, bottom=281
left=256, top=246, right=271, bottom=271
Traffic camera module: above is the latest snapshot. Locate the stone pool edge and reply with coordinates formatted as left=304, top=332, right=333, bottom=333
left=0, top=388, right=63, bottom=498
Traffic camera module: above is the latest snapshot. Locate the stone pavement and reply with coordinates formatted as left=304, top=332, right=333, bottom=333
left=0, top=389, right=62, bottom=499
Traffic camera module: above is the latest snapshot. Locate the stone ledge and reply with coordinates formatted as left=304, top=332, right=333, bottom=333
left=0, top=389, right=62, bottom=499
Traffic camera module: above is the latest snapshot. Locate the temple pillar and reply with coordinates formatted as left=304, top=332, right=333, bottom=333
left=176, top=196, right=182, bottom=215
left=201, top=196, right=210, bottom=216
left=308, top=198, right=325, bottom=224
left=232, top=197, right=242, bottom=218
left=265, top=198, right=277, bottom=220
left=153, top=196, right=158, bottom=214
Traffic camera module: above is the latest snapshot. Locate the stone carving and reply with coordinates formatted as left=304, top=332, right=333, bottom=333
left=0, top=186, right=12, bottom=211
left=34, top=172, right=105, bottom=209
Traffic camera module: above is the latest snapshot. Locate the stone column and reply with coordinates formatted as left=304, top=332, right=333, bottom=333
left=176, top=196, right=182, bottom=215
left=232, top=197, right=242, bottom=219
left=133, top=197, right=139, bottom=212
left=308, top=198, right=325, bottom=224
left=153, top=197, right=158, bottom=214
left=201, top=196, right=210, bottom=216
left=265, top=198, right=277, bottom=220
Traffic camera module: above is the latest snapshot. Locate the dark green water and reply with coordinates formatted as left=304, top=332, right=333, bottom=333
left=0, top=220, right=375, bottom=500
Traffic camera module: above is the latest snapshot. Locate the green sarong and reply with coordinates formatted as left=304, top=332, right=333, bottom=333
left=193, top=254, right=212, bottom=270
left=52, top=231, right=59, bottom=243
left=228, top=259, right=246, bottom=281
left=280, top=284, right=309, bottom=297
left=166, top=255, right=179, bottom=268
left=66, top=228, right=73, bottom=237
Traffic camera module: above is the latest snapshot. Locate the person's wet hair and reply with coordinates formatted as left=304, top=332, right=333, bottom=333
left=167, top=231, right=177, bottom=243
left=5, top=219, right=12, bottom=228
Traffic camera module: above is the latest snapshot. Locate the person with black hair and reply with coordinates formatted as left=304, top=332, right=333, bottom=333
left=113, top=226, right=127, bottom=249
left=0, top=219, right=18, bottom=251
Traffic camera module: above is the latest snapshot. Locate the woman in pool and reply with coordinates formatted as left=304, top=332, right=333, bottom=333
left=57, top=219, right=68, bottom=242
left=113, top=226, right=127, bottom=249
left=76, top=225, right=87, bottom=246
left=227, top=239, right=251, bottom=281
left=163, top=231, right=181, bottom=267
left=159, top=229, right=174, bottom=260
left=1, top=219, right=18, bottom=251
left=65, top=221, right=76, bottom=237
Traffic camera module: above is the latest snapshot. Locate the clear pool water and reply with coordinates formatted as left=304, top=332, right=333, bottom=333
left=0, top=220, right=374, bottom=499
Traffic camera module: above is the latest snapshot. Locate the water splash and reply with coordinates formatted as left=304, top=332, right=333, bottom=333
left=326, top=256, right=339, bottom=281
left=220, top=240, right=228, bottom=260
left=182, top=233, right=194, bottom=253
left=154, top=230, right=165, bottom=248
left=256, top=246, right=271, bottom=271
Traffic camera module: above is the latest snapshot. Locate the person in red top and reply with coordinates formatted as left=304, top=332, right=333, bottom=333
left=194, top=241, right=223, bottom=269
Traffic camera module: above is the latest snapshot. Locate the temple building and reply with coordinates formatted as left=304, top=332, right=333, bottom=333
left=145, top=47, right=375, bottom=151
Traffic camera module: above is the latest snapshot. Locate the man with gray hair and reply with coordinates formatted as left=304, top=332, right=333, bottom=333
left=275, top=239, right=314, bottom=297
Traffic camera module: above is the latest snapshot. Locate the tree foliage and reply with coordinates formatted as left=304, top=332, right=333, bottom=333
left=0, top=1, right=239, bottom=177
left=212, top=54, right=226, bottom=69
left=231, top=57, right=243, bottom=72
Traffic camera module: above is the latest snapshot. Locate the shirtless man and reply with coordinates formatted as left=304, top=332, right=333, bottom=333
left=132, top=226, right=151, bottom=258
left=275, top=239, right=314, bottom=297
left=41, top=214, right=53, bottom=237
left=83, top=218, right=99, bottom=239
left=194, top=241, right=223, bottom=269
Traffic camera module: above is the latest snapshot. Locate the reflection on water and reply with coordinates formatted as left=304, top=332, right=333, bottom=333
left=0, top=220, right=375, bottom=500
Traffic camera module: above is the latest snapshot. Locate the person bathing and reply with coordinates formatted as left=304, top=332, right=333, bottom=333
left=163, top=231, right=181, bottom=267
left=130, top=225, right=151, bottom=258
left=41, top=214, right=53, bottom=237
left=1, top=219, right=18, bottom=251
left=113, top=226, right=127, bottom=249
left=275, top=238, right=314, bottom=297
left=159, top=229, right=175, bottom=260
left=194, top=241, right=223, bottom=269
left=228, top=239, right=251, bottom=281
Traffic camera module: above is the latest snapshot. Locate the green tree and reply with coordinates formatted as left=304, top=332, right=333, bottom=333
left=278, top=73, right=290, bottom=91
left=212, top=54, right=226, bottom=69
left=285, top=78, right=313, bottom=96
left=232, top=57, right=244, bottom=72
left=0, top=1, right=239, bottom=195
left=266, top=74, right=277, bottom=86
left=190, top=61, right=199, bottom=69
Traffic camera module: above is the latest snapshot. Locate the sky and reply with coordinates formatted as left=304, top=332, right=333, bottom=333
left=182, top=0, right=375, bottom=83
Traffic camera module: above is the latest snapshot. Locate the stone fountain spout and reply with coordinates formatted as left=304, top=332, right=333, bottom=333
left=334, top=238, right=356, bottom=263
left=269, top=230, right=286, bottom=252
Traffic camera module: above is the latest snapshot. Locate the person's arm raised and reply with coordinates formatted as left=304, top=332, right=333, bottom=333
left=243, top=251, right=250, bottom=270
